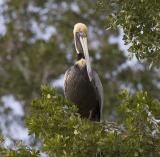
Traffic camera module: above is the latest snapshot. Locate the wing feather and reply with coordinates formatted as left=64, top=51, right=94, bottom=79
left=64, top=68, right=71, bottom=97
left=91, top=71, right=103, bottom=120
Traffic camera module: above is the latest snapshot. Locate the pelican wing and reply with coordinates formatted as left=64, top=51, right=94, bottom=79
left=64, top=67, right=72, bottom=97
left=91, top=70, right=103, bottom=120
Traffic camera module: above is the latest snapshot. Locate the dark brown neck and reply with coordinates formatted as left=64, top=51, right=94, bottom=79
left=77, top=53, right=85, bottom=60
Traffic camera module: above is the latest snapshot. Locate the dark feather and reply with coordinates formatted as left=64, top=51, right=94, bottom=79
left=64, top=62, right=102, bottom=121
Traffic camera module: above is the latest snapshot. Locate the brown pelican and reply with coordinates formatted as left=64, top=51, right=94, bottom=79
left=64, top=23, right=103, bottom=121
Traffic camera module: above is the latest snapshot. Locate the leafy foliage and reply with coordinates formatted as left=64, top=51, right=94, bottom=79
left=0, top=136, right=39, bottom=157
left=99, top=0, right=160, bottom=66
left=24, top=85, right=160, bottom=157
left=0, top=147, right=39, bottom=157
left=0, top=0, right=160, bottom=156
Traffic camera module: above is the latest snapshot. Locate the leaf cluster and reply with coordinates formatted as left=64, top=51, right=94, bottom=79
left=24, top=85, right=160, bottom=157
left=99, top=0, right=160, bottom=66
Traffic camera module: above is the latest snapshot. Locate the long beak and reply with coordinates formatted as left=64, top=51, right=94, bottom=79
left=74, top=33, right=79, bottom=54
left=79, top=35, right=93, bottom=81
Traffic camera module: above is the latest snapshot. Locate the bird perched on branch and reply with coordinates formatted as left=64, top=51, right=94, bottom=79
left=64, top=23, right=103, bottom=121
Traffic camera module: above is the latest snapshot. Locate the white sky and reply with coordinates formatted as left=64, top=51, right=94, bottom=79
left=1, top=96, right=30, bottom=146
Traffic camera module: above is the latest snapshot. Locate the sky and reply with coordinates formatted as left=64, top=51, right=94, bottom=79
left=0, top=0, right=6, bottom=36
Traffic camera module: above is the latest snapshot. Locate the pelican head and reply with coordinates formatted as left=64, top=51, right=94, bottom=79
left=73, top=23, right=87, bottom=55
left=73, top=23, right=92, bottom=81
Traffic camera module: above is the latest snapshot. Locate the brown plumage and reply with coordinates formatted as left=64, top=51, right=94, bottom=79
left=64, top=23, right=103, bottom=121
